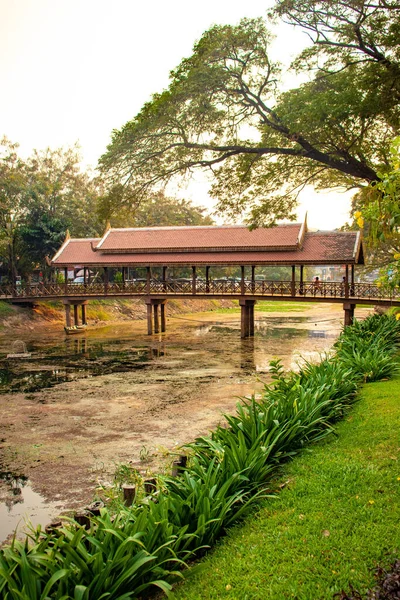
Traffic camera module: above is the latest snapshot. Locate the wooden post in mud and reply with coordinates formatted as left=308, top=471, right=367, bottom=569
left=122, top=485, right=136, bottom=506
left=343, top=302, right=356, bottom=327
left=73, top=304, right=79, bottom=326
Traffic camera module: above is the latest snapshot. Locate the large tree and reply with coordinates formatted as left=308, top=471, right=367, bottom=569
left=96, top=185, right=213, bottom=228
left=0, top=139, right=102, bottom=281
left=100, top=2, right=399, bottom=225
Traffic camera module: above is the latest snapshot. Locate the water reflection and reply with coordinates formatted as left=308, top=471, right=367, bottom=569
left=0, top=472, right=60, bottom=542
left=0, top=313, right=342, bottom=394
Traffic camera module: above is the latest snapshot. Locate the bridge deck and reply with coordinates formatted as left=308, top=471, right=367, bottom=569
left=3, top=280, right=400, bottom=306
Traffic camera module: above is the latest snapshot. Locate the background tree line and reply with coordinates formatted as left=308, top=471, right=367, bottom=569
left=0, top=138, right=213, bottom=283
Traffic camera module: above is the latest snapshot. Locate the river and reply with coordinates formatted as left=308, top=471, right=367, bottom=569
left=0, top=302, right=368, bottom=543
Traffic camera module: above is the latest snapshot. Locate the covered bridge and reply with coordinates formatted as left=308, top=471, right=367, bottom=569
left=51, top=217, right=366, bottom=336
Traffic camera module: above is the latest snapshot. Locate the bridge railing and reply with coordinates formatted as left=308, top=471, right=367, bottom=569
left=0, top=280, right=398, bottom=301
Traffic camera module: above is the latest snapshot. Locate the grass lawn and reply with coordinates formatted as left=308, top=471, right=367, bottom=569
left=215, top=300, right=318, bottom=313
left=172, top=377, right=400, bottom=599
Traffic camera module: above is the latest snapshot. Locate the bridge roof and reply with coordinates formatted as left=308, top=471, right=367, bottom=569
left=52, top=226, right=364, bottom=267
left=94, top=223, right=303, bottom=253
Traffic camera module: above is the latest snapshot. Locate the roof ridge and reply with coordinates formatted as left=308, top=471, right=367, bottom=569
left=106, top=223, right=301, bottom=232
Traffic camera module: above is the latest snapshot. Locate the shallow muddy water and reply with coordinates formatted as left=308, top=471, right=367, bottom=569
left=0, top=304, right=367, bottom=542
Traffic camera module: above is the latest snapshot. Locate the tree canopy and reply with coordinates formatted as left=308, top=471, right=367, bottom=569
left=0, top=138, right=213, bottom=282
left=99, top=1, right=400, bottom=225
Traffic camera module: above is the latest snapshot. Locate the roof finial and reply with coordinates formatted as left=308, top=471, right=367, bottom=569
left=64, top=229, right=71, bottom=242
left=105, top=220, right=111, bottom=233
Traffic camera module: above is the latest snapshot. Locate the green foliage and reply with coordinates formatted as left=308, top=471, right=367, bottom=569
left=97, top=188, right=213, bottom=228
left=100, top=3, right=400, bottom=225
left=173, top=373, right=400, bottom=599
left=1, top=313, right=399, bottom=597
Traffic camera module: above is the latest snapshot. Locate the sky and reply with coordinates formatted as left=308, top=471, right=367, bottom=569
left=0, top=0, right=354, bottom=229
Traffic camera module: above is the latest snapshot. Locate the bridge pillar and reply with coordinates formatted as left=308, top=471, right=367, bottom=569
left=343, top=302, right=356, bottom=327
left=62, top=299, right=88, bottom=329
left=65, top=303, right=71, bottom=328
left=73, top=304, right=79, bottom=326
left=81, top=303, right=87, bottom=325
left=239, top=298, right=256, bottom=338
left=161, top=302, right=166, bottom=332
left=145, top=298, right=167, bottom=335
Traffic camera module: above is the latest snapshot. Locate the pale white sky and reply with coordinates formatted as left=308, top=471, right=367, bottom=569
left=0, top=0, right=354, bottom=229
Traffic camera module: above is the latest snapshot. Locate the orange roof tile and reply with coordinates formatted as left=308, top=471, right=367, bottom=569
left=52, top=231, right=363, bottom=266
left=95, top=223, right=303, bottom=253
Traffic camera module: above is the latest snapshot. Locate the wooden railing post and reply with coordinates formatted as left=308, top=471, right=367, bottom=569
left=241, top=266, right=245, bottom=295
left=146, top=267, right=151, bottom=295
left=192, top=266, right=197, bottom=295
left=345, top=265, right=349, bottom=298
left=291, top=265, right=296, bottom=297
left=104, top=267, right=109, bottom=295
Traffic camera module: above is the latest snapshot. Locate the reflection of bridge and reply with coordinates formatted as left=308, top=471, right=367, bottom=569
left=11, top=217, right=394, bottom=337
left=4, top=279, right=399, bottom=336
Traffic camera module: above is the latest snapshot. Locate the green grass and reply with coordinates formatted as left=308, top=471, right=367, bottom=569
left=172, top=377, right=400, bottom=600
left=215, top=300, right=318, bottom=313
left=0, top=300, right=16, bottom=317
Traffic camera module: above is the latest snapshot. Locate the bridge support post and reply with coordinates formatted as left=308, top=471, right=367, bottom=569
left=65, top=303, right=71, bottom=328
left=160, top=302, right=166, bottom=332
left=145, top=298, right=167, bottom=335
left=146, top=303, right=153, bottom=335
left=81, top=303, right=87, bottom=325
left=73, top=304, right=79, bottom=326
left=154, top=303, right=160, bottom=333
left=343, top=302, right=356, bottom=327
left=239, top=298, right=256, bottom=338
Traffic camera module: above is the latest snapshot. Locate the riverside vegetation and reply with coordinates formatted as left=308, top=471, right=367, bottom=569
left=0, top=313, right=399, bottom=599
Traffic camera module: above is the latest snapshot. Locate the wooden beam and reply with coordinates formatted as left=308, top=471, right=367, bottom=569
left=146, top=303, right=152, bottom=335
left=291, top=265, right=296, bottom=297
left=161, top=302, right=166, bottom=332
left=154, top=303, right=160, bottom=334
left=65, top=303, right=71, bottom=328
left=192, top=266, right=197, bottom=295
left=300, top=265, right=304, bottom=294
left=146, top=266, right=151, bottom=294
left=241, top=266, right=245, bottom=295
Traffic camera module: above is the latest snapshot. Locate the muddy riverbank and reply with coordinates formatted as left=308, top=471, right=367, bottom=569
left=0, top=301, right=372, bottom=542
